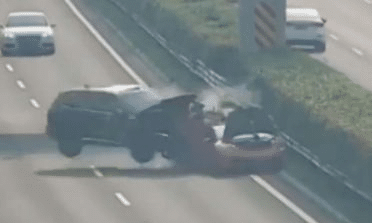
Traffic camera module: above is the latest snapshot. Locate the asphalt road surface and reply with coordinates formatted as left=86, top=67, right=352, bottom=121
left=0, top=0, right=340, bottom=222
left=287, top=0, right=372, bottom=92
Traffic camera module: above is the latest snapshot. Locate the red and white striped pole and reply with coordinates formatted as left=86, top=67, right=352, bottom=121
left=239, top=0, right=286, bottom=53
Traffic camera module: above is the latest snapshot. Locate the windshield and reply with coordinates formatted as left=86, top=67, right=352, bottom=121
left=6, top=15, right=48, bottom=27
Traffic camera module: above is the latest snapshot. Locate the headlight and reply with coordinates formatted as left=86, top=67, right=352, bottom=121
left=4, top=32, right=15, bottom=38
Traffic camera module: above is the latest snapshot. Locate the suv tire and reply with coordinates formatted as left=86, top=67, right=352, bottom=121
left=129, top=132, right=155, bottom=163
left=1, top=49, right=10, bottom=56
left=58, top=140, right=83, bottom=158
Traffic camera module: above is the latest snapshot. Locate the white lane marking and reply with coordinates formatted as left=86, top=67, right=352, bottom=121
left=90, top=165, right=103, bottom=178
left=352, top=47, right=363, bottom=56
left=251, top=175, right=319, bottom=223
left=329, top=34, right=338, bottom=41
left=64, top=0, right=148, bottom=87
left=16, top=80, right=26, bottom=89
left=280, top=172, right=353, bottom=223
left=115, top=192, right=131, bottom=206
left=365, top=0, right=371, bottom=4
left=66, top=1, right=320, bottom=221
left=30, top=99, right=40, bottom=108
left=5, top=64, right=14, bottom=72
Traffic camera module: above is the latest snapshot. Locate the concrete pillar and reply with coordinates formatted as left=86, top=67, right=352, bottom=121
left=239, top=0, right=286, bottom=53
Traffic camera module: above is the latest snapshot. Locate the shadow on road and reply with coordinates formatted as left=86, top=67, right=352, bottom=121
left=35, top=165, right=281, bottom=179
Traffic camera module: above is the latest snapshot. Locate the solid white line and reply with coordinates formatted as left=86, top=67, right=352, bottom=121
left=16, top=80, right=26, bottom=89
left=30, top=99, right=40, bottom=108
left=115, top=192, right=131, bottom=206
left=5, top=64, right=14, bottom=72
left=64, top=0, right=148, bottom=87
left=280, top=172, right=353, bottom=223
left=329, top=34, right=339, bottom=41
left=90, top=165, right=103, bottom=178
left=352, top=47, right=363, bottom=56
left=251, top=175, right=319, bottom=223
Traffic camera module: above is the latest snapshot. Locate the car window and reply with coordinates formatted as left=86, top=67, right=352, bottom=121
left=6, top=15, right=48, bottom=27
left=57, top=91, right=118, bottom=112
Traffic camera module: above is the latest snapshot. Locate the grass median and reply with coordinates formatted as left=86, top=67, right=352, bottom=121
left=154, top=0, right=372, bottom=157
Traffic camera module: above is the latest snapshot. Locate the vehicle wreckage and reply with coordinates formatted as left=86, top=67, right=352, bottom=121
left=46, top=84, right=285, bottom=172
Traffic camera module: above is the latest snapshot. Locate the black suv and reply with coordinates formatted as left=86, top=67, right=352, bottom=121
left=46, top=85, right=215, bottom=163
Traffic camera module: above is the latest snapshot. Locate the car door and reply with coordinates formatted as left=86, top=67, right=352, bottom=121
left=82, top=92, right=119, bottom=140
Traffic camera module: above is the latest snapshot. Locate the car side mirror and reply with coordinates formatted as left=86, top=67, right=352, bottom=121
left=321, top=18, right=327, bottom=24
left=51, top=24, right=56, bottom=28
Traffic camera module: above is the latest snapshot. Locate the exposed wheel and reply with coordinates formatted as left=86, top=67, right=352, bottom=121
left=131, top=148, right=155, bottom=163
left=58, top=140, right=83, bottom=158
left=129, top=132, right=155, bottom=163
left=1, top=49, right=9, bottom=56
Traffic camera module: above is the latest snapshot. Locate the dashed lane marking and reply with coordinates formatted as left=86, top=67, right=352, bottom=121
left=90, top=165, right=103, bottom=178
left=329, top=34, right=339, bottom=41
left=115, top=192, right=131, bottom=206
left=30, top=99, right=40, bottom=108
left=16, top=80, right=26, bottom=89
left=5, top=64, right=14, bottom=72
left=352, top=47, right=363, bottom=56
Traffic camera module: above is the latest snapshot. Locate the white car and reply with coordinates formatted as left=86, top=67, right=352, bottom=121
left=286, top=8, right=327, bottom=52
left=0, top=11, right=56, bottom=56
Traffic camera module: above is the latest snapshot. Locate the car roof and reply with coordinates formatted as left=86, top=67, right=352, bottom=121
left=286, top=8, right=322, bottom=23
left=69, top=84, right=144, bottom=95
left=59, top=85, right=162, bottom=114
left=8, top=11, right=46, bottom=17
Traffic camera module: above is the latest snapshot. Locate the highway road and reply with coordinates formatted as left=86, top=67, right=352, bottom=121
left=0, top=0, right=340, bottom=222
left=287, top=0, right=372, bottom=92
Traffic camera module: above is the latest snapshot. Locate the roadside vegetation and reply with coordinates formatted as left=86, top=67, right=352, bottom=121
left=153, top=0, right=372, bottom=157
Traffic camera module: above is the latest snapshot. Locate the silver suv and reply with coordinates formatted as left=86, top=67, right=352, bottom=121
left=0, top=11, right=56, bottom=56
left=286, top=8, right=327, bottom=52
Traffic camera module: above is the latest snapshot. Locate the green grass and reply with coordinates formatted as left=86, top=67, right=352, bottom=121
left=154, top=0, right=372, bottom=155
left=156, top=0, right=239, bottom=47
left=244, top=50, right=372, bottom=155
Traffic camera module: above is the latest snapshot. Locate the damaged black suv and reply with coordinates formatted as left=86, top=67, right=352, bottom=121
left=46, top=84, right=214, bottom=163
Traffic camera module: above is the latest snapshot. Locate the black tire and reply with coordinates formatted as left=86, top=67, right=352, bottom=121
left=1, top=49, right=9, bottom=56
left=129, top=132, right=155, bottom=163
left=58, top=140, right=83, bottom=158
left=130, top=148, right=155, bottom=163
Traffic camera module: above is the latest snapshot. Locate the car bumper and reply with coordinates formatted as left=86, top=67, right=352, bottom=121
left=2, top=42, right=55, bottom=54
left=215, top=141, right=286, bottom=172
left=286, top=39, right=325, bottom=49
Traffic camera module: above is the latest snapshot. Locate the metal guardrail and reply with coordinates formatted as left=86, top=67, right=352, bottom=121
left=107, top=0, right=372, bottom=206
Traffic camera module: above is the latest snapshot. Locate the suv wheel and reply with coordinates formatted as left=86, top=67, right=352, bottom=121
left=129, top=133, right=155, bottom=163
left=1, top=49, right=10, bottom=56
left=58, top=140, right=83, bottom=158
